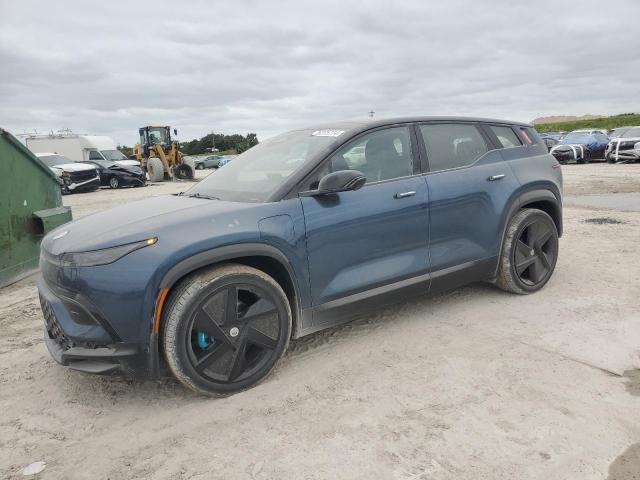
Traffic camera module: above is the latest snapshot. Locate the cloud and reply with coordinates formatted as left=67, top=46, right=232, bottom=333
left=1, top=0, right=639, bottom=145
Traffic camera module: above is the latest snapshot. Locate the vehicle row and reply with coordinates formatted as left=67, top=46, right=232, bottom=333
left=34, top=153, right=146, bottom=194
left=540, top=127, right=640, bottom=164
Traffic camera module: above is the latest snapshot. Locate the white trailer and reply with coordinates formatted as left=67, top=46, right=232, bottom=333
left=25, top=133, right=139, bottom=166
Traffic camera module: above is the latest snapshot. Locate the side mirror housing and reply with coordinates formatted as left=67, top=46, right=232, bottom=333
left=313, top=170, right=366, bottom=195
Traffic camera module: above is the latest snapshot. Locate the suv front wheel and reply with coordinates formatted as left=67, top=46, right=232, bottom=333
left=496, top=208, right=559, bottom=294
left=162, top=264, right=292, bottom=396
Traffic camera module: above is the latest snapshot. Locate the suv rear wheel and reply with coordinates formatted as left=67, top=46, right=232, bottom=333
left=496, top=208, right=559, bottom=294
left=162, top=264, right=292, bottom=396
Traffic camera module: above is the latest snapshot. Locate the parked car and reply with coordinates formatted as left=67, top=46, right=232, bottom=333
left=550, top=130, right=610, bottom=163
left=35, top=153, right=100, bottom=193
left=608, top=127, right=632, bottom=139
left=38, top=116, right=562, bottom=396
left=193, top=155, right=223, bottom=169
left=83, top=159, right=147, bottom=188
left=605, top=126, right=640, bottom=163
left=217, top=156, right=233, bottom=167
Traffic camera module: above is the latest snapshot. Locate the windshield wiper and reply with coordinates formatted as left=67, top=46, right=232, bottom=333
left=178, top=192, right=220, bottom=200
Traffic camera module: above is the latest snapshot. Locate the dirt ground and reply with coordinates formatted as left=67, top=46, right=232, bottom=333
left=1, top=164, right=639, bottom=480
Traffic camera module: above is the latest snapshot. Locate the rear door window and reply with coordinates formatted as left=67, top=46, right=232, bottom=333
left=490, top=126, right=522, bottom=148
left=419, top=123, right=488, bottom=172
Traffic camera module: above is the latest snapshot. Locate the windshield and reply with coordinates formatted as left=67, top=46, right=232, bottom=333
left=101, top=150, right=127, bottom=160
left=187, top=129, right=341, bottom=202
left=38, top=154, right=71, bottom=167
left=148, top=127, right=169, bottom=145
left=622, top=127, right=640, bottom=138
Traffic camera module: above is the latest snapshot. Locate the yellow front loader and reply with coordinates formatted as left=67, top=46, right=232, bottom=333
left=133, top=126, right=194, bottom=181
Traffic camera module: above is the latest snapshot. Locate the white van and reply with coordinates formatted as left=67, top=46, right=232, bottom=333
left=26, top=134, right=140, bottom=167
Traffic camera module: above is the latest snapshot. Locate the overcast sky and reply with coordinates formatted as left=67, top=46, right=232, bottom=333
left=1, top=0, right=639, bottom=146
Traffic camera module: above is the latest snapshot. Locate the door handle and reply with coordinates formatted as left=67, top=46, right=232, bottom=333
left=394, top=191, right=416, bottom=199
left=487, top=174, right=505, bottom=181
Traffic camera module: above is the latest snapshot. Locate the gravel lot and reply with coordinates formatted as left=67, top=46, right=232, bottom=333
left=1, top=164, right=639, bottom=479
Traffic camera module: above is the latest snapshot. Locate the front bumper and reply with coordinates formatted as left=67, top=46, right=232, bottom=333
left=118, top=174, right=147, bottom=187
left=607, top=149, right=640, bottom=162
left=38, top=276, right=158, bottom=379
left=67, top=175, right=101, bottom=191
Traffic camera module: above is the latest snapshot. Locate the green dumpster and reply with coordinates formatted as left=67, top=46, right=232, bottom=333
left=0, top=128, right=72, bottom=287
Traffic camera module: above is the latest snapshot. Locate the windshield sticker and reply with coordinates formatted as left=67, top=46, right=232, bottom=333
left=311, top=129, right=344, bottom=137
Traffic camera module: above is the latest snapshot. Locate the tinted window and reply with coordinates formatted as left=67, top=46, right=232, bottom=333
left=89, top=151, right=103, bottom=160
left=519, top=127, right=537, bottom=145
left=319, top=127, right=413, bottom=186
left=491, top=126, right=522, bottom=148
left=420, top=124, right=488, bottom=172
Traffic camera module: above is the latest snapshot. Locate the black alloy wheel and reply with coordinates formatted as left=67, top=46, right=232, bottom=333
left=163, top=264, right=291, bottom=396
left=513, top=217, right=557, bottom=287
left=496, top=208, right=559, bottom=294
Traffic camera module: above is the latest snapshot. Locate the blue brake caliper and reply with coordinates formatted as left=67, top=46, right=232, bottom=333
left=196, top=331, right=216, bottom=350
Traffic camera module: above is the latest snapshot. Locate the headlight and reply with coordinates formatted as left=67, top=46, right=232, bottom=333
left=634, top=142, right=640, bottom=150
left=61, top=237, right=157, bottom=267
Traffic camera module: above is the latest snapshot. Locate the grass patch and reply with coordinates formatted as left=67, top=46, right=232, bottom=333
left=535, top=113, right=640, bottom=133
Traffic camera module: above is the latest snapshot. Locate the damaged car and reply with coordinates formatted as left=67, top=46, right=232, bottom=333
left=35, top=152, right=100, bottom=193
left=37, top=116, right=562, bottom=396
left=84, top=159, right=147, bottom=188
left=605, top=126, right=640, bottom=163
left=550, top=130, right=610, bottom=164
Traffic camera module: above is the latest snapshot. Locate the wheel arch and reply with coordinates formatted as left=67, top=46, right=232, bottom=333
left=157, top=243, right=302, bottom=338
left=518, top=189, right=563, bottom=237
left=492, top=188, right=562, bottom=279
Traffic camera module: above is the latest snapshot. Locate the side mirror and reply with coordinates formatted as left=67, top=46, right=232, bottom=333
left=314, top=170, right=366, bottom=195
left=173, top=129, right=178, bottom=136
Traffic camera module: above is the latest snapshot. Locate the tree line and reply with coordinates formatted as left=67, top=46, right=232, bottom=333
left=117, top=132, right=259, bottom=157
left=180, top=133, right=259, bottom=155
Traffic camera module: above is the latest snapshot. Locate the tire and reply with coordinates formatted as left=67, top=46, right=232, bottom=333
left=495, top=208, right=559, bottom=295
left=147, top=157, right=165, bottom=182
left=109, top=176, right=120, bottom=189
left=196, top=163, right=204, bottom=170
left=162, top=264, right=292, bottom=396
left=181, top=157, right=196, bottom=179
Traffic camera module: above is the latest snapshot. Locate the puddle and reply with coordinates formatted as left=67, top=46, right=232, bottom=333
left=607, top=443, right=640, bottom=480
left=583, top=217, right=625, bottom=225
left=565, top=192, right=640, bottom=212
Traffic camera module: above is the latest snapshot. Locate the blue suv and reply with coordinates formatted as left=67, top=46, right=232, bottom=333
left=38, top=117, right=563, bottom=395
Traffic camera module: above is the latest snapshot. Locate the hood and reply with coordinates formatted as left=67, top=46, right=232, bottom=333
left=50, top=162, right=97, bottom=172
left=115, top=159, right=141, bottom=167
left=559, top=134, right=607, bottom=149
left=610, top=136, right=640, bottom=144
left=109, top=164, right=144, bottom=175
left=42, top=194, right=254, bottom=255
